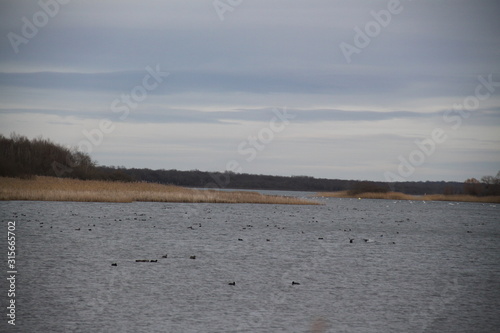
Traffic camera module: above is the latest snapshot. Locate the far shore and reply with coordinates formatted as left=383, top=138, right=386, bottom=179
left=317, top=191, right=500, bottom=204
left=0, top=176, right=320, bottom=205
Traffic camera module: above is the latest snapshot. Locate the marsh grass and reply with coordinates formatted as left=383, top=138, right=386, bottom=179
left=0, top=176, right=319, bottom=205
left=318, top=191, right=500, bottom=203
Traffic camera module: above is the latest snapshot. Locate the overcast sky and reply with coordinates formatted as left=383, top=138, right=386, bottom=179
left=1, top=0, right=499, bottom=182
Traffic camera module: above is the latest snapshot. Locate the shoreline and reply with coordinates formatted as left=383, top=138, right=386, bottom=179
left=0, top=176, right=320, bottom=205
left=317, top=191, right=500, bottom=204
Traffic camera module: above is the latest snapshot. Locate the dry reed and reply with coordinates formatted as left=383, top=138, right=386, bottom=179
left=318, top=191, right=500, bottom=204
left=0, top=176, right=319, bottom=205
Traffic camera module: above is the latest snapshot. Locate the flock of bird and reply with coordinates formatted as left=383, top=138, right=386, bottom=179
left=8, top=199, right=491, bottom=292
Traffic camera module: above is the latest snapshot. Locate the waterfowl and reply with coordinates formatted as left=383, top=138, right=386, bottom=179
left=190, top=255, right=196, bottom=259
left=161, top=254, right=168, bottom=258
left=111, top=263, right=117, bottom=266
left=292, top=281, right=300, bottom=285
left=228, top=282, right=236, bottom=286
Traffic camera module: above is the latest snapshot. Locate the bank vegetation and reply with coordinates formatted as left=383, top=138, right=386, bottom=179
left=318, top=191, right=500, bottom=204
left=0, top=176, right=319, bottom=205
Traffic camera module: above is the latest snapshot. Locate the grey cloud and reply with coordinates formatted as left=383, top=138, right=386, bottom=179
left=0, top=69, right=485, bottom=99
left=1, top=0, right=499, bottom=181
left=0, top=106, right=443, bottom=124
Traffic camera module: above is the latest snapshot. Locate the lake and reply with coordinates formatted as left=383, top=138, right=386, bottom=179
left=1, top=195, right=499, bottom=332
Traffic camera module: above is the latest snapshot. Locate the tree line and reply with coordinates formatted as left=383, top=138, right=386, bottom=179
left=1, top=133, right=499, bottom=196
left=0, top=133, right=94, bottom=179
left=0, top=133, right=127, bottom=181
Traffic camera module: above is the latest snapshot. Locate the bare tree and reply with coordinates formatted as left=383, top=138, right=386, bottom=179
left=463, top=178, right=483, bottom=196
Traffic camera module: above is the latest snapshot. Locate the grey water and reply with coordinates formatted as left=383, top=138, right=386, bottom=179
left=1, top=196, right=499, bottom=333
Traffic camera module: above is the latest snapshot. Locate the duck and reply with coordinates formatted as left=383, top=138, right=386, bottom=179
left=161, top=254, right=168, bottom=258
left=292, top=281, right=300, bottom=285
left=111, top=263, right=117, bottom=266
left=228, top=282, right=236, bottom=286
left=190, top=255, right=196, bottom=259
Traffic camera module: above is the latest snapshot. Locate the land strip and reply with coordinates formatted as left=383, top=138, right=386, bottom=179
left=0, top=176, right=319, bottom=205
left=318, top=191, right=500, bottom=204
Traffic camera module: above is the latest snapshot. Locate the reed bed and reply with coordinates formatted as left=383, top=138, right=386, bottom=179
left=318, top=191, right=500, bottom=204
left=0, top=176, right=319, bottom=205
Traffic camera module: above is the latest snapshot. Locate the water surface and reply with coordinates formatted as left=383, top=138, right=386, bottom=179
left=1, top=197, right=499, bottom=332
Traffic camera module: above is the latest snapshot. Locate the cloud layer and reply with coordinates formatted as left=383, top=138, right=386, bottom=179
left=1, top=0, right=499, bottom=181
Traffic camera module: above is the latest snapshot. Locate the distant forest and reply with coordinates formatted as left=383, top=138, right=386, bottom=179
left=1, top=134, right=499, bottom=196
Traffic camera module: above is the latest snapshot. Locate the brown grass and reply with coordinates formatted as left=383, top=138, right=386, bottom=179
left=317, top=191, right=500, bottom=203
left=0, top=176, right=319, bottom=205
